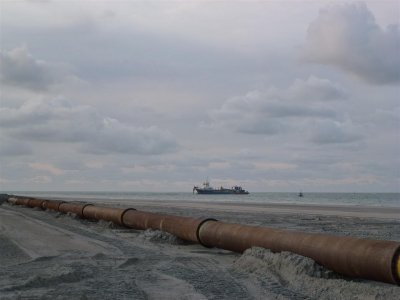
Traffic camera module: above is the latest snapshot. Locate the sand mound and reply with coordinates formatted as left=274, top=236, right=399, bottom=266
left=233, top=247, right=399, bottom=299
left=138, top=229, right=186, bottom=245
left=96, top=219, right=125, bottom=229
left=237, top=247, right=338, bottom=279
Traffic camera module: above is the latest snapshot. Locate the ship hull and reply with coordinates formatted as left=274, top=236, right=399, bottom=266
left=195, top=189, right=249, bottom=195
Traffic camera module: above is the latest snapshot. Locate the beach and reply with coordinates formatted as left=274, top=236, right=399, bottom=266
left=1, top=197, right=399, bottom=299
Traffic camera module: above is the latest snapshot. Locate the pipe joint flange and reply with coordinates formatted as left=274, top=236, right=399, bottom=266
left=196, top=218, right=218, bottom=248
left=40, top=200, right=49, bottom=210
left=392, top=245, right=400, bottom=285
left=120, top=208, right=137, bottom=227
left=56, top=201, right=67, bottom=211
left=80, top=203, right=94, bottom=217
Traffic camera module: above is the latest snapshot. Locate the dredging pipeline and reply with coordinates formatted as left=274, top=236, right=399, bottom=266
left=6, top=195, right=400, bottom=285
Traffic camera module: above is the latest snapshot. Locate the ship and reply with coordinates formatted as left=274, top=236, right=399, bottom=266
left=193, top=179, right=249, bottom=195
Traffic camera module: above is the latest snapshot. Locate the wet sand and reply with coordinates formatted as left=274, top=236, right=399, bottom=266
left=1, top=198, right=399, bottom=299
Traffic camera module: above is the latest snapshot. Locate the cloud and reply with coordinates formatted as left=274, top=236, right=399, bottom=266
left=0, top=137, right=33, bottom=156
left=209, top=76, right=344, bottom=135
left=1, top=2, right=398, bottom=192
left=0, top=46, right=74, bottom=91
left=252, top=162, right=297, bottom=171
left=0, top=99, right=178, bottom=155
left=29, top=162, right=65, bottom=175
left=310, top=120, right=363, bottom=144
left=28, top=175, right=52, bottom=184
left=287, top=76, right=347, bottom=101
left=303, top=2, right=400, bottom=84
left=0, top=98, right=55, bottom=128
left=83, top=119, right=178, bottom=155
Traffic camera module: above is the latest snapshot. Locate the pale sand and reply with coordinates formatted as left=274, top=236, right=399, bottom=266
left=1, top=198, right=399, bottom=299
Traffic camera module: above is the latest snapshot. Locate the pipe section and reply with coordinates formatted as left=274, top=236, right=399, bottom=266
left=43, top=200, right=66, bottom=211
left=82, top=205, right=135, bottom=226
left=27, top=198, right=47, bottom=209
left=198, top=220, right=400, bottom=285
left=44, top=200, right=65, bottom=211
left=122, top=210, right=213, bottom=243
left=58, top=202, right=93, bottom=217
left=14, top=197, right=32, bottom=206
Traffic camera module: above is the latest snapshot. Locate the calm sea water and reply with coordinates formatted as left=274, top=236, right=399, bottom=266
left=5, top=191, right=400, bottom=208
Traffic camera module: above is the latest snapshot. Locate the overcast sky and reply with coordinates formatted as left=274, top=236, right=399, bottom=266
left=1, top=0, right=399, bottom=192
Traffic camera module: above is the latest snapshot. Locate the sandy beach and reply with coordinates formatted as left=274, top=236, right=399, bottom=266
left=1, top=197, right=399, bottom=299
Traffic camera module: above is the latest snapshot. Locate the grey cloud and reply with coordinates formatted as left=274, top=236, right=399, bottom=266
left=236, top=117, right=284, bottom=135
left=0, top=46, right=72, bottom=91
left=0, top=99, right=100, bottom=142
left=1, top=15, right=279, bottom=91
left=287, top=76, right=347, bottom=101
left=1, top=99, right=178, bottom=155
left=0, top=47, right=53, bottom=90
left=83, top=121, right=178, bottom=155
left=262, top=102, right=336, bottom=118
left=0, top=100, right=54, bottom=127
left=209, top=76, right=342, bottom=135
left=1, top=1, right=398, bottom=192
left=26, top=0, right=51, bottom=3
left=310, top=120, right=363, bottom=144
left=370, top=108, right=400, bottom=130
left=0, top=137, right=33, bottom=156
left=303, top=2, right=400, bottom=84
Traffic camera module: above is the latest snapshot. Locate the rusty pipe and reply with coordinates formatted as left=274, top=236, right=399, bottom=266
left=27, top=198, right=47, bottom=209
left=82, top=205, right=135, bottom=226
left=7, top=196, right=43, bottom=208
left=197, top=220, right=400, bottom=285
left=122, top=210, right=214, bottom=243
left=42, top=200, right=66, bottom=211
left=14, top=197, right=32, bottom=206
left=58, top=202, right=93, bottom=217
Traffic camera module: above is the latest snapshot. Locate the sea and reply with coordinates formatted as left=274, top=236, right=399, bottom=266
left=4, top=191, right=400, bottom=208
